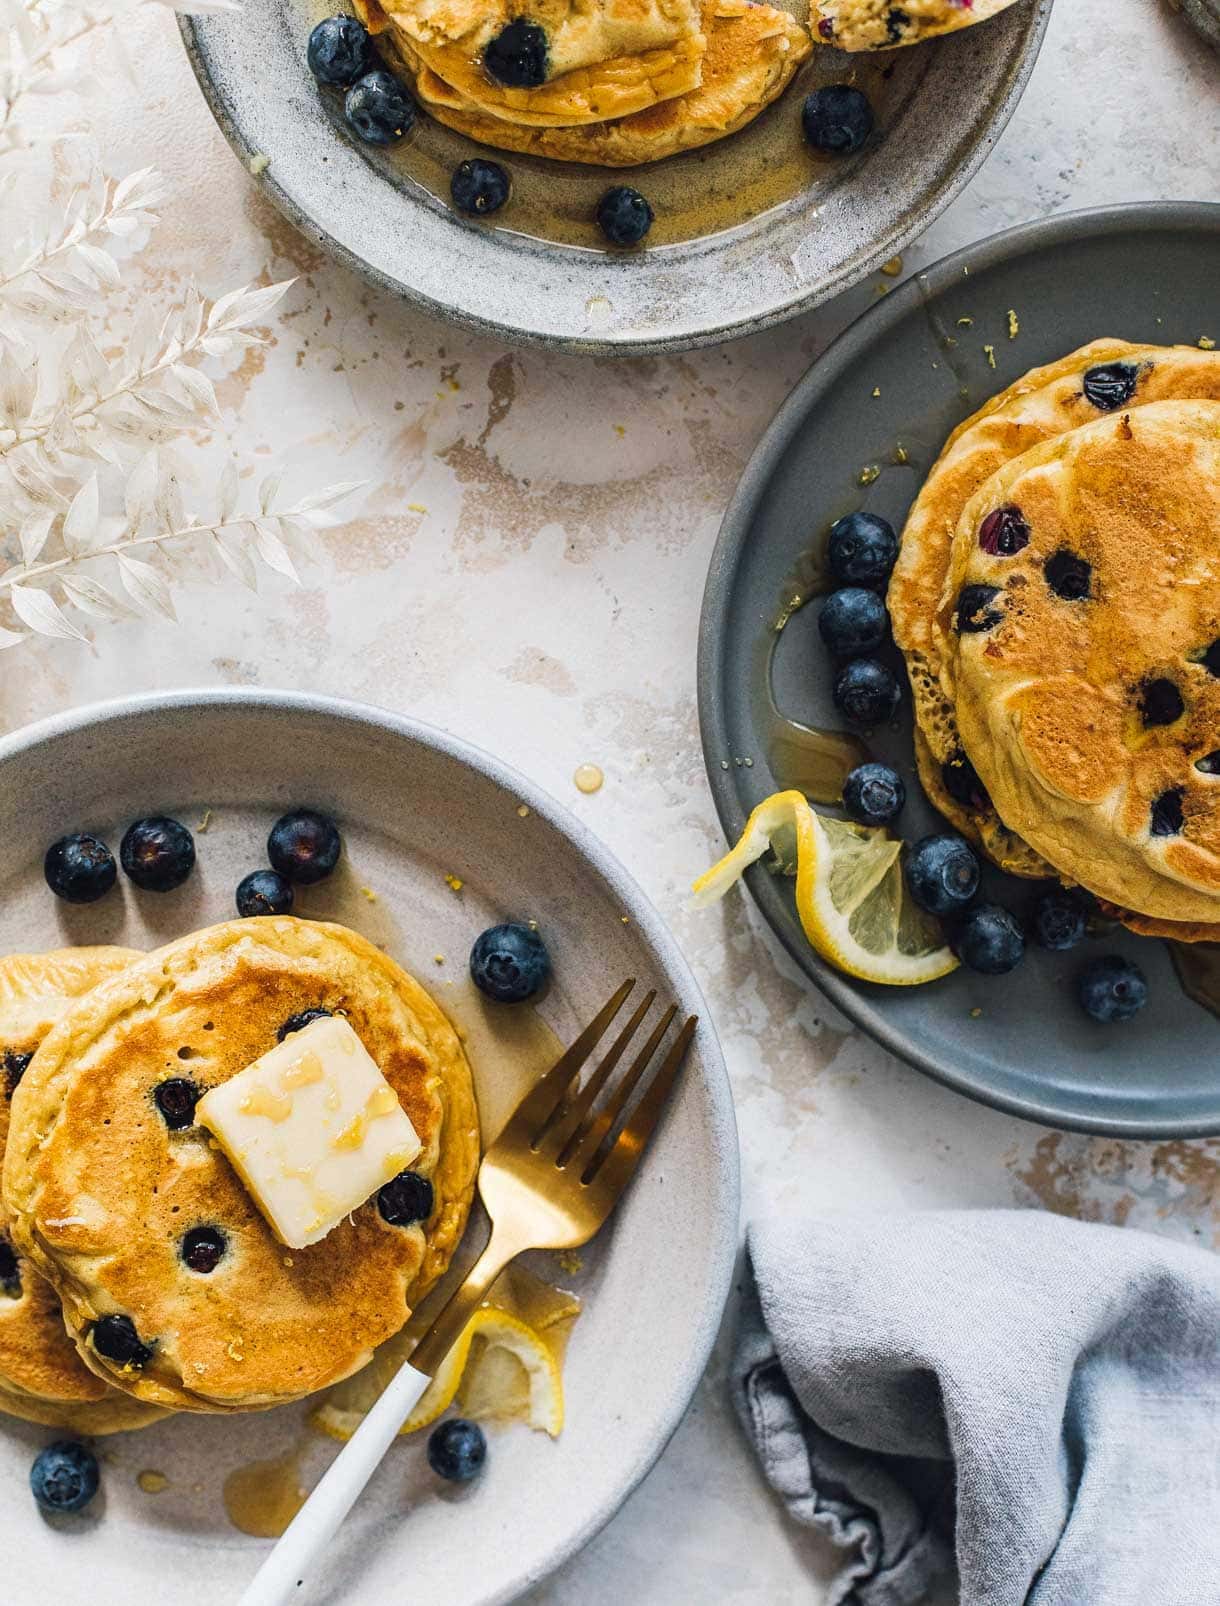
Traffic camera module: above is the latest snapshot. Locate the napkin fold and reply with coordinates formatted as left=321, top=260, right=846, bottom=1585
left=731, top=1209, right=1220, bottom=1606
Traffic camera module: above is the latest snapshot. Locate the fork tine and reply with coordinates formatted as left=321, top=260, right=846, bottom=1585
left=582, top=1014, right=696, bottom=1189
left=546, top=990, right=657, bottom=1157
left=502, top=978, right=635, bottom=1147
left=560, top=1003, right=677, bottom=1172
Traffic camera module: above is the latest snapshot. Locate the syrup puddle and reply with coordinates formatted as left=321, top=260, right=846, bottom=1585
left=753, top=535, right=866, bottom=804
left=223, top=1444, right=309, bottom=1539
left=1169, top=942, right=1220, bottom=1024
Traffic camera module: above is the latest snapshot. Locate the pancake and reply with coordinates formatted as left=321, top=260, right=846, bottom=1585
left=0, top=947, right=164, bottom=1434
left=813, top=0, right=1021, bottom=50
left=940, top=400, right=1220, bottom=927
left=891, top=340, right=1220, bottom=878
left=4, top=918, right=479, bottom=1413
left=399, top=0, right=810, bottom=164
left=359, top=0, right=706, bottom=128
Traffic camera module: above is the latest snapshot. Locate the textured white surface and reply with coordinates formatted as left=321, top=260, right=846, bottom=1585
left=4, top=1, right=1219, bottom=1600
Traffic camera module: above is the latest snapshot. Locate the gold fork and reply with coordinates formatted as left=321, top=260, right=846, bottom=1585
left=240, top=979, right=696, bottom=1606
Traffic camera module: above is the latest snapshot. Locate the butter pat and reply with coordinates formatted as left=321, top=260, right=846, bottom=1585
left=196, top=1016, right=421, bottom=1248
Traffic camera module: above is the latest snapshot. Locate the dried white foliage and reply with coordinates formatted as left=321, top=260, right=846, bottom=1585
left=0, top=0, right=365, bottom=646
left=0, top=0, right=238, bottom=151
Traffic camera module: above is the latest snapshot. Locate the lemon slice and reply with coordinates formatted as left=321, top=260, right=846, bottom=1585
left=456, top=1309, right=564, bottom=1437
left=693, top=789, right=957, bottom=986
left=310, top=1278, right=572, bottom=1443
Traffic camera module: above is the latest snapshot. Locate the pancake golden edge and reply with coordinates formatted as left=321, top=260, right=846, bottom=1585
left=891, top=339, right=1220, bottom=936
left=361, top=0, right=707, bottom=129
left=814, top=0, right=1020, bottom=52
left=0, top=947, right=165, bottom=1435
left=3, top=918, right=479, bottom=1414
left=940, top=400, right=1220, bottom=928
left=393, top=0, right=810, bottom=166
left=360, top=0, right=810, bottom=164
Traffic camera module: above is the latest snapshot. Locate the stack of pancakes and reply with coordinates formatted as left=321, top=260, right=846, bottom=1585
left=355, top=0, right=811, bottom=165
left=891, top=341, right=1220, bottom=940
left=0, top=919, right=478, bottom=1430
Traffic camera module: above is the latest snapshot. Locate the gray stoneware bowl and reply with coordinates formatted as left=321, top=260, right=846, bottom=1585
left=700, top=202, right=1220, bottom=1140
left=0, top=690, right=738, bottom=1606
left=179, top=1, right=1052, bottom=352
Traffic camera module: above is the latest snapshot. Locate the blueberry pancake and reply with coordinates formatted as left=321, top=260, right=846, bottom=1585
left=941, top=401, right=1220, bottom=927
left=3, top=918, right=479, bottom=1413
left=394, top=0, right=810, bottom=165
left=357, top=0, right=706, bottom=128
left=890, top=341, right=1220, bottom=879
left=813, top=0, right=1021, bottom=51
left=0, top=947, right=165, bottom=1434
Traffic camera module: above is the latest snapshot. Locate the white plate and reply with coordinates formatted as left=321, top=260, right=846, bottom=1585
left=0, top=689, right=738, bottom=1606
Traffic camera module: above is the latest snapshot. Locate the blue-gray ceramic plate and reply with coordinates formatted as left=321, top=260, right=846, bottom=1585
left=700, top=202, right=1220, bottom=1138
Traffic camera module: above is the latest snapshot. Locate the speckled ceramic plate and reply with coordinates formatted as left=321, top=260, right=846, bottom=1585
left=0, top=690, right=737, bottom=1606
left=179, top=1, right=1051, bottom=353
left=700, top=202, right=1220, bottom=1139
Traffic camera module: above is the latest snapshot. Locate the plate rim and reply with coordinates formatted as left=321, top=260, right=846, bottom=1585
left=698, top=198, right=1220, bottom=1141
left=0, top=685, right=740, bottom=1604
left=176, top=2, right=1054, bottom=356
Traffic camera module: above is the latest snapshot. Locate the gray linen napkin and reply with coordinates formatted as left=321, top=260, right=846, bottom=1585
left=731, top=1209, right=1220, bottom=1606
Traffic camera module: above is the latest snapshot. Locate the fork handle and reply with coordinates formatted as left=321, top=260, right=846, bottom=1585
left=237, top=1229, right=520, bottom=1606
left=237, top=1357, right=432, bottom=1606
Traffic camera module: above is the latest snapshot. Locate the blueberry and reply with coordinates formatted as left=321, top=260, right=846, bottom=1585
left=905, top=834, right=979, bottom=917
left=120, top=816, right=195, bottom=892
left=978, top=505, right=1030, bottom=557
left=344, top=69, right=416, bottom=145
left=801, top=85, right=874, bottom=154
left=0, top=1235, right=20, bottom=1299
left=44, top=833, right=116, bottom=904
left=1044, top=550, right=1092, bottom=601
left=1197, top=638, right=1220, bottom=677
left=955, top=584, right=1003, bottom=633
left=377, top=1169, right=434, bottom=1226
left=1138, top=678, right=1183, bottom=727
left=818, top=587, right=889, bottom=659
left=154, top=1077, right=200, bottom=1131
left=1082, top=361, right=1139, bottom=411
left=953, top=903, right=1025, bottom=975
left=277, top=1008, right=333, bottom=1042
left=306, top=15, right=373, bottom=85
left=236, top=869, right=294, bottom=918
left=1032, top=888, right=1087, bottom=951
left=451, top=158, right=510, bottom=216
left=470, top=922, right=551, bottom=1003
left=267, top=809, right=342, bottom=884
left=841, top=762, right=905, bottom=827
left=483, top=18, right=548, bottom=87
left=90, top=1313, right=153, bottom=1369
left=4, top=1049, right=33, bottom=1096
left=940, top=750, right=989, bottom=812
left=1197, top=751, right=1220, bottom=776
left=596, top=186, right=653, bottom=247
left=181, top=1226, right=226, bottom=1274
left=826, top=511, right=898, bottom=591
left=427, top=1418, right=487, bottom=1483
left=831, top=659, right=900, bottom=728
left=1150, top=787, right=1184, bottom=837
left=1078, top=954, right=1148, bottom=1023
left=30, top=1442, right=99, bottom=1513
